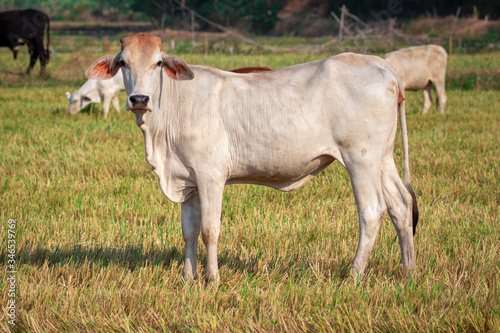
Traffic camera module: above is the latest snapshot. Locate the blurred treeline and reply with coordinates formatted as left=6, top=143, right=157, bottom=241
left=1, top=0, right=498, bottom=34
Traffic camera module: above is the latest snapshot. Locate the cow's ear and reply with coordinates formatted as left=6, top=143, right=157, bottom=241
left=65, top=91, right=70, bottom=99
left=162, top=54, right=194, bottom=81
left=85, top=55, right=121, bottom=80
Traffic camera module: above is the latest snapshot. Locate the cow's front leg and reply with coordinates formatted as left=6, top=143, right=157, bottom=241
left=198, top=181, right=225, bottom=284
left=111, top=95, right=120, bottom=113
left=102, top=95, right=111, bottom=119
left=181, top=193, right=202, bottom=280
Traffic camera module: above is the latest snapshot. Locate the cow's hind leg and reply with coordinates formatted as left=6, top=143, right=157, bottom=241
left=348, top=163, right=387, bottom=278
left=434, top=80, right=447, bottom=114
left=381, top=158, right=416, bottom=273
left=26, top=41, right=42, bottom=74
left=422, top=82, right=433, bottom=114
left=181, top=193, right=202, bottom=280
left=26, top=45, right=36, bottom=74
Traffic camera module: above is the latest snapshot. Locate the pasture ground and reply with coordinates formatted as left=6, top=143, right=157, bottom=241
left=0, top=37, right=499, bottom=332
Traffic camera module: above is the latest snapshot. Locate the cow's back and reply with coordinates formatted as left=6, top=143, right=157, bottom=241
left=0, top=9, right=49, bottom=35
left=0, top=10, right=21, bottom=46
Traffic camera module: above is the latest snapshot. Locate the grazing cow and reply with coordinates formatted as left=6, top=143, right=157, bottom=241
left=66, top=68, right=125, bottom=119
left=0, top=9, right=50, bottom=73
left=384, top=45, right=447, bottom=114
left=230, top=66, right=271, bottom=73
left=86, top=33, right=418, bottom=283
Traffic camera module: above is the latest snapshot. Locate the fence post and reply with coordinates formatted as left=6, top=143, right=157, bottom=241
left=449, top=7, right=461, bottom=58
left=338, top=5, right=345, bottom=46
left=191, top=10, right=195, bottom=48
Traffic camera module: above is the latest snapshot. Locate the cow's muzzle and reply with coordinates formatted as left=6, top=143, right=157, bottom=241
left=130, top=94, right=149, bottom=107
left=128, top=94, right=151, bottom=114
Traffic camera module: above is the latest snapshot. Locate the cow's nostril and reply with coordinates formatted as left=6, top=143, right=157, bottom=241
left=130, top=94, right=149, bottom=106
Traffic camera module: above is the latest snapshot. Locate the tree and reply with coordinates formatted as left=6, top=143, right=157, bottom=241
left=238, top=0, right=283, bottom=34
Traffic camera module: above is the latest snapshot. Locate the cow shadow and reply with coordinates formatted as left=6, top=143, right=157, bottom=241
left=51, top=107, right=66, bottom=114
left=217, top=250, right=352, bottom=280
left=12, top=243, right=183, bottom=271
left=10, top=243, right=352, bottom=280
left=53, top=104, right=101, bottom=117
left=2, top=70, right=27, bottom=78
left=79, top=104, right=101, bottom=116
left=2, top=69, right=49, bottom=77
left=69, top=103, right=104, bottom=118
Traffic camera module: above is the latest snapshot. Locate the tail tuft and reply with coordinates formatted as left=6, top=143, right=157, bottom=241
left=406, top=183, right=419, bottom=236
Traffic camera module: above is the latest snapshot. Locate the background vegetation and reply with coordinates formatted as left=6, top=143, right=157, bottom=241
left=1, top=0, right=500, bottom=34
left=0, top=33, right=499, bottom=331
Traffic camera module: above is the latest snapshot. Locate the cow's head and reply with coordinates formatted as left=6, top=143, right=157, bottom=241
left=85, top=33, right=194, bottom=114
left=66, top=91, right=92, bottom=115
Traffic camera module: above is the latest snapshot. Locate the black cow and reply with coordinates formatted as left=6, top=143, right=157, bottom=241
left=0, top=9, right=50, bottom=73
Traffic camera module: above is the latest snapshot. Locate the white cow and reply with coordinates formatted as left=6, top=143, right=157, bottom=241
left=86, top=33, right=418, bottom=283
left=66, top=68, right=125, bottom=118
left=384, top=44, right=448, bottom=114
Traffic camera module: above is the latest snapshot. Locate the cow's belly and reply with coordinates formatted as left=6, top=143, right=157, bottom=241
left=227, top=145, right=338, bottom=191
left=402, top=72, right=430, bottom=90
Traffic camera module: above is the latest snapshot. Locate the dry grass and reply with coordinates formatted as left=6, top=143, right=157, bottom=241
left=0, top=43, right=499, bottom=332
left=406, top=17, right=500, bottom=39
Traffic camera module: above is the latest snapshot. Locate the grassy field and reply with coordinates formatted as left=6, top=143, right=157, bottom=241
left=0, top=38, right=499, bottom=332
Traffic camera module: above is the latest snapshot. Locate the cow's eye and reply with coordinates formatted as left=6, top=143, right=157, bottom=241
left=156, top=61, right=162, bottom=67
left=119, top=60, right=126, bottom=67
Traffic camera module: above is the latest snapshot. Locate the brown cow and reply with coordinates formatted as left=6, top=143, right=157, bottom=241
left=230, top=66, right=272, bottom=74
left=0, top=9, right=50, bottom=73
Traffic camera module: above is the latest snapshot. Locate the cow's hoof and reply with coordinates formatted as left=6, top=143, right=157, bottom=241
left=401, top=265, right=416, bottom=277
left=204, top=271, right=220, bottom=289
left=182, top=267, right=197, bottom=282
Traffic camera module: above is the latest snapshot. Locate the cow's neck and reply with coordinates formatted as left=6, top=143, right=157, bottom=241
left=135, top=109, right=167, bottom=174
left=79, top=80, right=100, bottom=102
left=133, top=80, right=195, bottom=203
left=133, top=79, right=180, bottom=175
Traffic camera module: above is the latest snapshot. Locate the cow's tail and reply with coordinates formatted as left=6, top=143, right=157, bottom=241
left=397, top=82, right=419, bottom=236
left=46, top=17, right=50, bottom=63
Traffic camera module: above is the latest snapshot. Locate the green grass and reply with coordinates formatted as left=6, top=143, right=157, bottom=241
left=0, top=40, right=499, bottom=332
